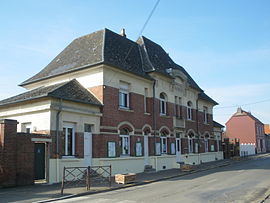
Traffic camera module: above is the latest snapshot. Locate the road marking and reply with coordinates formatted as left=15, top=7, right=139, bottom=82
left=207, top=179, right=217, bottom=183
left=237, top=170, right=244, bottom=173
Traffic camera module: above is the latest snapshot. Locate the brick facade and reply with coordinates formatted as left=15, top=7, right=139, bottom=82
left=0, top=119, right=51, bottom=187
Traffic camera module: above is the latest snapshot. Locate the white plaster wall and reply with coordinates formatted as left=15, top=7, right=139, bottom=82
left=240, top=144, right=256, bottom=156
left=149, top=155, right=178, bottom=171
left=103, top=66, right=153, bottom=96
left=0, top=100, right=52, bottom=132
left=49, top=158, right=85, bottom=183
left=181, top=152, right=223, bottom=165
left=92, top=157, right=145, bottom=175
left=50, top=100, right=101, bottom=133
left=23, top=65, right=104, bottom=90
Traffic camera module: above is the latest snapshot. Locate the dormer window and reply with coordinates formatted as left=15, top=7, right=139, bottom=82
left=160, top=93, right=167, bottom=115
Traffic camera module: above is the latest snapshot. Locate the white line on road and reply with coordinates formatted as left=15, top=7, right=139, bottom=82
left=207, top=179, right=217, bottom=183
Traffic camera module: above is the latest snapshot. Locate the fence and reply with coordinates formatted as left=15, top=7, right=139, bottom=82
left=61, top=165, right=112, bottom=195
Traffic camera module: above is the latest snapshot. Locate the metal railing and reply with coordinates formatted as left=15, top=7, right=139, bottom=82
left=61, top=165, right=112, bottom=195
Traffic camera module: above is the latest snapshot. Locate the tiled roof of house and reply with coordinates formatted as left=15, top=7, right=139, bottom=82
left=264, top=124, right=270, bottom=134
left=213, top=120, right=224, bottom=128
left=233, top=107, right=264, bottom=124
left=0, top=79, right=101, bottom=106
left=19, top=28, right=216, bottom=104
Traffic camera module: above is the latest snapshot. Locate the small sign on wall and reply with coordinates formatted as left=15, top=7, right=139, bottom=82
left=171, top=143, right=176, bottom=154
left=135, top=142, right=142, bottom=156
left=108, top=141, right=116, bottom=158
left=155, top=143, right=161, bottom=155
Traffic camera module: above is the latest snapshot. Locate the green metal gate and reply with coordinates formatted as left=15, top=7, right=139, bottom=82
left=34, top=143, right=45, bottom=180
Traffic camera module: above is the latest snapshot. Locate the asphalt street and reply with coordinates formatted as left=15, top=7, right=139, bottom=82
left=52, top=155, right=270, bottom=203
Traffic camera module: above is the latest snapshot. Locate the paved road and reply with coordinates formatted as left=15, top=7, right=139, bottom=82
left=53, top=155, right=270, bottom=203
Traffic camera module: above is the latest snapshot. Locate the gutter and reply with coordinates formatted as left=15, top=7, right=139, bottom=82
left=152, top=79, right=157, bottom=157
left=55, top=99, right=62, bottom=182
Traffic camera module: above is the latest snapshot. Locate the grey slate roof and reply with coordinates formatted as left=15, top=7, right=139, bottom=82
left=19, top=28, right=216, bottom=105
left=137, top=36, right=202, bottom=91
left=213, top=120, right=224, bottom=128
left=198, top=92, right=218, bottom=105
left=0, top=80, right=101, bottom=106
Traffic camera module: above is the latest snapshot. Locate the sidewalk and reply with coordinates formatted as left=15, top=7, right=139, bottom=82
left=0, top=154, right=268, bottom=203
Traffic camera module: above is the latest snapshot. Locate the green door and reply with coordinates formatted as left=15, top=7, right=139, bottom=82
left=34, top=143, right=45, bottom=180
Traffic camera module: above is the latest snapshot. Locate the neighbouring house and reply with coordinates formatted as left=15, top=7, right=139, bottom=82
left=0, top=28, right=222, bottom=184
left=225, top=107, right=266, bottom=156
left=264, top=124, right=270, bottom=152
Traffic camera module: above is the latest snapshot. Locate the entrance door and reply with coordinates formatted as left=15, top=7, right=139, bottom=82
left=176, top=138, right=181, bottom=163
left=84, top=132, right=92, bottom=167
left=34, top=143, right=45, bottom=180
left=144, top=135, right=149, bottom=166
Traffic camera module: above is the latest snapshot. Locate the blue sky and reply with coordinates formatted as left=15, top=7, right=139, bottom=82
left=1, top=0, right=270, bottom=125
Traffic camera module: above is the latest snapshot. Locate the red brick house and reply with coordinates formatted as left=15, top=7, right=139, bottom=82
left=226, top=107, right=266, bottom=156
left=264, top=124, right=270, bottom=152
left=0, top=28, right=222, bottom=183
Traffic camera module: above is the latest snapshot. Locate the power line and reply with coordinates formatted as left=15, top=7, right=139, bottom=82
left=124, top=0, right=160, bottom=61
left=215, top=98, right=270, bottom=109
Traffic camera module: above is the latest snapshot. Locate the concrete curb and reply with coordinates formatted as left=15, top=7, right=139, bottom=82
left=35, top=161, right=233, bottom=203
left=36, top=154, right=270, bottom=203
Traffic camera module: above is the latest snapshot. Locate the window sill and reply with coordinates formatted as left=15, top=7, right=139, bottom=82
left=160, top=114, right=170, bottom=118
left=118, top=107, right=134, bottom=112
left=144, top=112, right=151, bottom=116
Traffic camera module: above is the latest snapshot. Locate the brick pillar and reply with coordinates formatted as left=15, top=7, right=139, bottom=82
left=0, top=119, right=18, bottom=187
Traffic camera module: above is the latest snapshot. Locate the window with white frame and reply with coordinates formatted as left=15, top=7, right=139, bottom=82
left=119, top=81, right=130, bottom=109
left=203, top=106, right=208, bottom=124
left=160, top=93, right=167, bottom=115
left=188, top=133, right=194, bottom=153
left=187, top=101, right=193, bottom=120
left=120, top=128, right=130, bottom=155
left=144, top=88, right=148, bottom=113
left=161, top=136, right=167, bottom=154
left=63, top=123, right=76, bottom=156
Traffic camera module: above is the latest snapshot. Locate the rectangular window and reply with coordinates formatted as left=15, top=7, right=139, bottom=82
left=63, top=123, right=75, bottom=156
left=203, top=107, right=208, bottom=124
left=188, top=137, right=193, bottom=153
left=174, top=96, right=178, bottom=116
left=120, top=135, right=130, bottom=155
left=161, top=137, right=167, bottom=154
left=119, top=82, right=130, bottom=109
left=144, top=88, right=148, bottom=113
left=178, top=97, right=182, bottom=118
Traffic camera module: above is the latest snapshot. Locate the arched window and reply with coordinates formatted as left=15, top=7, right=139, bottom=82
left=120, top=128, right=130, bottom=156
left=188, top=132, right=194, bottom=153
left=160, top=130, right=169, bottom=154
left=187, top=101, right=193, bottom=120
left=160, top=93, right=167, bottom=115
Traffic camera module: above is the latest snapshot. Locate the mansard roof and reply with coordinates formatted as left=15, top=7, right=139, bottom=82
left=0, top=79, right=101, bottom=106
